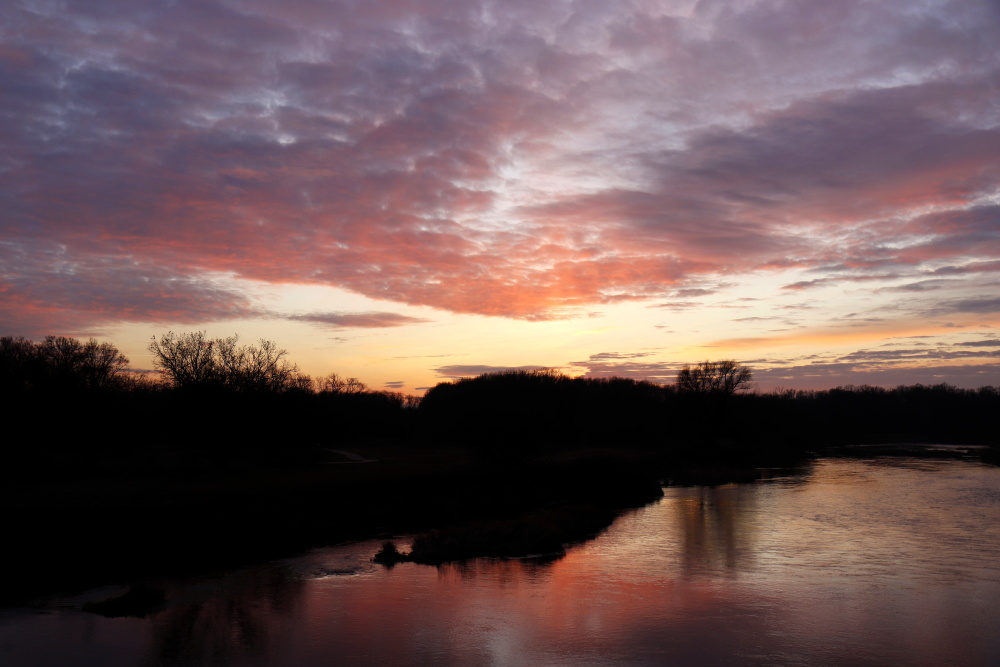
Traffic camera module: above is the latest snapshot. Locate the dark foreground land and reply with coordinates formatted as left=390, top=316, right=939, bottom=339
left=2, top=444, right=671, bottom=605
left=3, top=357, right=998, bottom=606
left=6, top=436, right=997, bottom=609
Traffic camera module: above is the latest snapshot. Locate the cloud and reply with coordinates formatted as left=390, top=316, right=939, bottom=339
left=783, top=280, right=827, bottom=291
left=929, top=297, right=1000, bottom=315
left=1, top=0, right=999, bottom=329
left=753, top=362, right=1000, bottom=389
left=955, top=339, right=1000, bottom=347
left=433, top=364, right=549, bottom=378
left=566, top=354, right=685, bottom=383
left=837, top=348, right=1000, bottom=362
left=288, top=311, right=431, bottom=329
left=755, top=333, right=1000, bottom=387
left=883, top=280, right=955, bottom=293
left=588, top=352, right=654, bottom=361
left=930, top=261, right=1000, bottom=276
left=674, top=288, right=718, bottom=298
left=650, top=302, right=700, bottom=310
left=0, top=241, right=254, bottom=337
left=567, top=333, right=1000, bottom=389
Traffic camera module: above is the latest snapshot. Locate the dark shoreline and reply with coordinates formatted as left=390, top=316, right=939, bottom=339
left=2, top=445, right=667, bottom=605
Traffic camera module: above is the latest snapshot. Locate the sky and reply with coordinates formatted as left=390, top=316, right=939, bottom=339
left=2, top=0, right=1000, bottom=394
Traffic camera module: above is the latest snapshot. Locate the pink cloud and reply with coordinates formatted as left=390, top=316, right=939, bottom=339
left=2, top=0, right=999, bottom=330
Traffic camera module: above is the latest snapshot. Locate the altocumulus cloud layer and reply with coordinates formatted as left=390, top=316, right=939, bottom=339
left=2, top=0, right=1000, bottom=342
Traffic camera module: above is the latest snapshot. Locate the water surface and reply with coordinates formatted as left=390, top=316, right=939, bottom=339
left=3, top=457, right=999, bottom=666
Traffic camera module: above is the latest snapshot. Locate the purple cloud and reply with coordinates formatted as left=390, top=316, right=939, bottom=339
left=288, top=312, right=431, bottom=329
left=1, top=0, right=999, bottom=330
left=956, top=339, right=1000, bottom=347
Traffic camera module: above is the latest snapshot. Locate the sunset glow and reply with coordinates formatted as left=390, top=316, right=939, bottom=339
left=2, top=0, right=998, bottom=393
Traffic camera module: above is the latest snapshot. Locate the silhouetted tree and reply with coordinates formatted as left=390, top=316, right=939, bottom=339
left=315, top=372, right=368, bottom=394
left=148, top=331, right=218, bottom=389
left=1, top=335, right=142, bottom=464
left=214, top=335, right=303, bottom=393
left=676, top=360, right=753, bottom=394
left=38, top=336, right=131, bottom=390
left=0, top=336, right=38, bottom=393
left=0, top=334, right=130, bottom=392
left=148, top=331, right=302, bottom=393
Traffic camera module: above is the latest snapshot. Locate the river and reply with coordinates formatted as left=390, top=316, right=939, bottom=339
left=3, top=457, right=999, bottom=666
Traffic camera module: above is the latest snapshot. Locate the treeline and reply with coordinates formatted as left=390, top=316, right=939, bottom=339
left=1, top=334, right=135, bottom=392
left=419, top=369, right=668, bottom=457
left=419, top=368, right=999, bottom=465
left=3, top=333, right=998, bottom=475
left=0, top=333, right=415, bottom=473
left=735, top=383, right=1000, bottom=451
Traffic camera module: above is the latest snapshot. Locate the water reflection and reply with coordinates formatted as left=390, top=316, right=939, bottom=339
left=434, top=555, right=559, bottom=584
left=672, top=484, right=758, bottom=574
left=148, top=565, right=306, bottom=666
left=4, top=459, right=1000, bottom=667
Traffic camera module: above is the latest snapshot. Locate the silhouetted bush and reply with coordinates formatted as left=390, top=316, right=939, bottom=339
left=404, top=504, right=618, bottom=564
left=372, top=541, right=407, bottom=565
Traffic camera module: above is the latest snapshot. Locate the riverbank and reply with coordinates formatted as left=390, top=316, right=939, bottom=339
left=1, top=443, right=668, bottom=603
left=6, top=440, right=995, bottom=605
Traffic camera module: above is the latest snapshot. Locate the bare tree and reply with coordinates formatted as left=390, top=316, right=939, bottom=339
left=149, top=332, right=301, bottom=392
left=315, top=372, right=368, bottom=394
left=148, top=331, right=218, bottom=389
left=676, top=360, right=753, bottom=395
left=1, top=335, right=130, bottom=391
left=39, top=336, right=130, bottom=389
left=214, top=335, right=300, bottom=393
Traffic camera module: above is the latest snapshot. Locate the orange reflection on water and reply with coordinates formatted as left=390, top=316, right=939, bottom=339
left=105, top=459, right=1000, bottom=666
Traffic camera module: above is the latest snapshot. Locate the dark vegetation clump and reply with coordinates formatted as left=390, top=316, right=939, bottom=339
left=372, top=540, right=408, bottom=565
left=406, top=504, right=619, bottom=564
left=370, top=505, right=622, bottom=566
